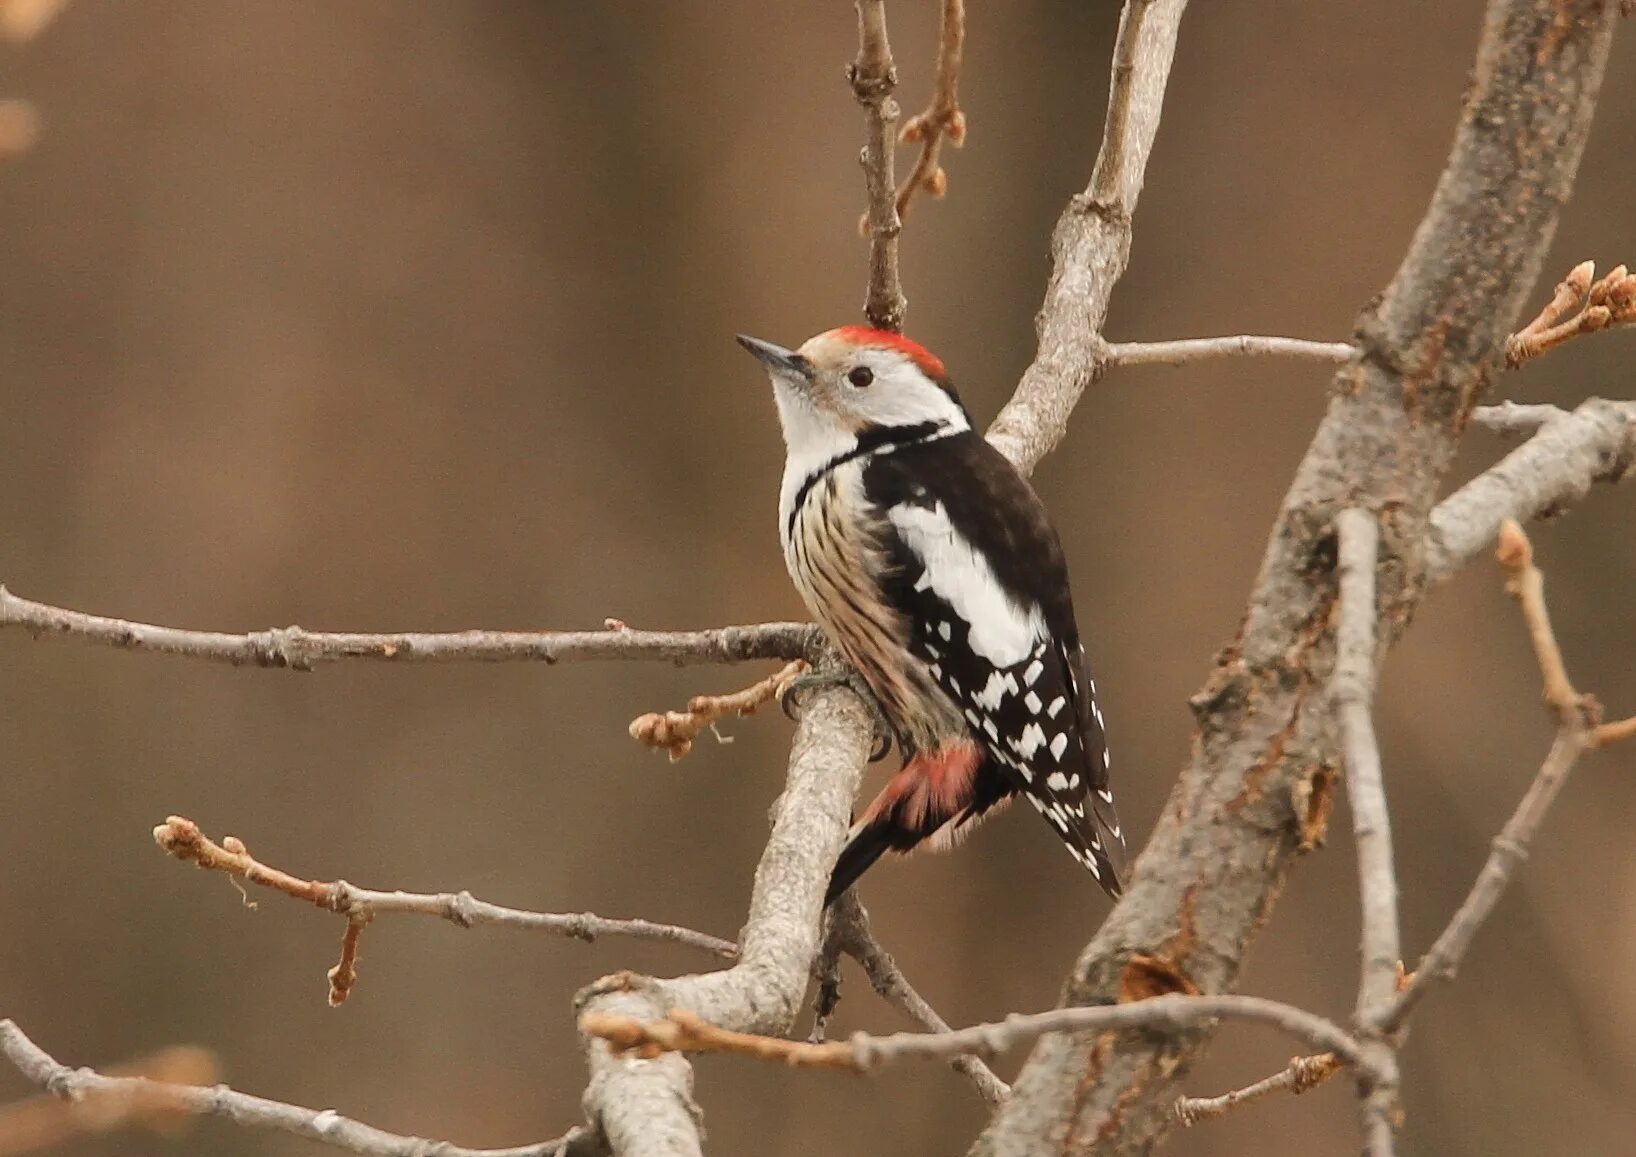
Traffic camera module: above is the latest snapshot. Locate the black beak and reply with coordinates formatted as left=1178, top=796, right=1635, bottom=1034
left=736, top=334, right=811, bottom=377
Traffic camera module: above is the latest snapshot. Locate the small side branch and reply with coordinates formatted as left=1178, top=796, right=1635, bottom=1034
left=851, top=0, right=906, bottom=332
left=1103, top=335, right=1356, bottom=367
left=1174, top=1053, right=1341, bottom=1127
left=154, top=816, right=736, bottom=1004
left=1505, top=260, right=1636, bottom=367
left=0, top=586, right=816, bottom=670
left=1425, top=399, right=1636, bottom=585
left=583, top=994, right=1373, bottom=1079
left=629, top=659, right=809, bottom=761
left=0, top=1020, right=589, bottom=1157
left=827, top=893, right=1009, bottom=1106
left=893, top=0, right=965, bottom=222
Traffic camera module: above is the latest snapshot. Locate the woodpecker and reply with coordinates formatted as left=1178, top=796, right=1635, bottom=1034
left=739, top=326, right=1126, bottom=906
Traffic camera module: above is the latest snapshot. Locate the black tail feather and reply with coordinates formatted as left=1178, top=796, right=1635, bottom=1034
left=825, top=821, right=896, bottom=907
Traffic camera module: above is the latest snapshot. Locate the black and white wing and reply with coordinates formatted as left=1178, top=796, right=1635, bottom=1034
left=865, top=431, right=1126, bottom=896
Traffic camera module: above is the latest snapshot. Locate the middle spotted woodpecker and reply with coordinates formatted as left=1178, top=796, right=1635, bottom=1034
left=739, top=326, right=1126, bottom=906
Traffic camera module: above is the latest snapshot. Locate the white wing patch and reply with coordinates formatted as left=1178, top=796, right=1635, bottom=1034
left=888, top=501, right=1044, bottom=666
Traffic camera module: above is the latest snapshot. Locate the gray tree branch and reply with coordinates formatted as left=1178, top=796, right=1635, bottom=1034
left=973, top=3, right=1623, bottom=1153
left=574, top=681, right=875, bottom=1156
left=984, top=0, right=1190, bottom=476
left=0, top=585, right=816, bottom=669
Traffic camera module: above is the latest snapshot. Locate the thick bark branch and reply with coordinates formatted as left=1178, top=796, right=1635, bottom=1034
left=974, top=4, right=1622, bottom=1153
left=575, top=681, right=874, bottom=1156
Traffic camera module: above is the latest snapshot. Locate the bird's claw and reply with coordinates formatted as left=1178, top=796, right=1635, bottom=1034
left=780, top=668, right=893, bottom=761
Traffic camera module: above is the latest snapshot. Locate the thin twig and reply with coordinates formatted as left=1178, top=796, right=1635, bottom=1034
left=582, top=993, right=1374, bottom=1077
left=827, top=893, right=1009, bottom=1106
left=1374, top=520, right=1636, bottom=1034
left=0, top=585, right=816, bottom=669
left=154, top=815, right=736, bottom=1004
left=851, top=0, right=906, bottom=332
left=1103, top=335, right=1356, bottom=367
left=629, top=659, right=809, bottom=761
left=1174, top=1052, right=1341, bottom=1127
left=1495, top=521, right=1585, bottom=720
left=893, top=0, right=965, bottom=222
left=0, top=1020, right=589, bottom=1157
left=1374, top=728, right=1587, bottom=1035
left=1505, top=260, right=1636, bottom=367
left=1470, top=401, right=1572, bottom=434
left=1334, top=508, right=1401, bottom=1157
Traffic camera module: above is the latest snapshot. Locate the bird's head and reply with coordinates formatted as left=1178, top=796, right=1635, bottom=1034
left=738, top=326, right=969, bottom=464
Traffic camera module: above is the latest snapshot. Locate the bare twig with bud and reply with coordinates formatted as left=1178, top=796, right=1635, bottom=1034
left=892, top=0, right=965, bottom=222
left=1505, top=260, right=1636, bottom=367
left=1174, top=1052, right=1341, bottom=1127
left=153, top=816, right=737, bottom=1004
left=629, top=659, right=809, bottom=760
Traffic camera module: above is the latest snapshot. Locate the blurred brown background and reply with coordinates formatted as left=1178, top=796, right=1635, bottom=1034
left=2, top=3, right=1634, bottom=1154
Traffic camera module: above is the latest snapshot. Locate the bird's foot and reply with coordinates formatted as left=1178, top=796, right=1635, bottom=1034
left=781, top=667, right=893, bottom=761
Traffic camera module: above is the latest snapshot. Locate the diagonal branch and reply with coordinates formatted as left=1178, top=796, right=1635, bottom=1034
left=1425, top=399, right=1636, bottom=585
left=0, top=1020, right=591, bottom=1157
left=575, top=677, right=875, bottom=1156
left=1375, top=521, right=1635, bottom=1034
left=826, top=893, right=1010, bottom=1106
left=985, top=0, right=1189, bottom=476
left=0, top=586, right=816, bottom=670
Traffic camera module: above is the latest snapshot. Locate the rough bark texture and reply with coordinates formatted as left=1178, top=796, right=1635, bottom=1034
left=971, top=3, right=1622, bottom=1153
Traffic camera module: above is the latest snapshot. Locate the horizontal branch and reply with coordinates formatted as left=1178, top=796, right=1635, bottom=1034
left=0, top=586, right=816, bottom=670
left=155, top=816, right=735, bottom=1005
left=1103, top=335, right=1356, bottom=367
left=0, top=1020, right=589, bottom=1157
left=584, top=993, right=1374, bottom=1079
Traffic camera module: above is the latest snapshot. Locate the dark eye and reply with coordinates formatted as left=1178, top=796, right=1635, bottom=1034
left=847, top=366, right=875, bottom=388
